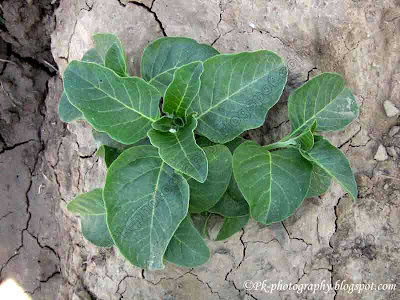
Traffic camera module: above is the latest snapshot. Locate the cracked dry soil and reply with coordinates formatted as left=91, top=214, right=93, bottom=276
left=1, top=0, right=400, bottom=299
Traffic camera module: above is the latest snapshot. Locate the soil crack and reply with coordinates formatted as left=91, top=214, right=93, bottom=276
left=211, top=0, right=225, bottom=46
left=281, top=222, right=312, bottom=247
left=118, top=1, right=166, bottom=36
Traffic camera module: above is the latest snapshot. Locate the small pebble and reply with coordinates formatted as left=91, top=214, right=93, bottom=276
left=388, top=126, right=400, bottom=137
left=387, top=146, right=397, bottom=158
left=374, top=144, right=388, bottom=161
left=384, top=184, right=389, bottom=190
left=384, top=101, right=400, bottom=117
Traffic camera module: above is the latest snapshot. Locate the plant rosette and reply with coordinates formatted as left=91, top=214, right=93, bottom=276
left=61, top=33, right=359, bottom=270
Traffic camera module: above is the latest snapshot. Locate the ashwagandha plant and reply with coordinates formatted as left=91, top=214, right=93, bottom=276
left=59, top=33, right=359, bottom=270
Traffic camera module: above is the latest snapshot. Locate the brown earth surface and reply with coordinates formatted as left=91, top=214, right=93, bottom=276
left=0, top=0, right=400, bottom=299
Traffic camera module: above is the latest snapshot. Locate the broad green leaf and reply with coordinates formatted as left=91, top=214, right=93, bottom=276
left=93, top=33, right=128, bottom=76
left=151, top=116, right=177, bottom=132
left=209, top=136, right=248, bottom=217
left=233, top=142, right=312, bottom=225
left=64, top=61, right=161, bottom=145
left=164, top=216, right=210, bottom=267
left=191, top=212, right=211, bottom=238
left=58, top=47, right=107, bottom=123
left=148, top=116, right=208, bottom=183
left=96, top=145, right=123, bottom=168
left=81, top=214, right=114, bottom=248
left=189, top=51, right=288, bottom=143
left=82, top=48, right=104, bottom=65
left=67, top=188, right=114, bottom=248
left=188, top=145, right=232, bottom=213
left=103, top=145, right=189, bottom=270
left=141, top=37, right=219, bottom=94
left=306, top=163, right=332, bottom=198
left=67, top=188, right=105, bottom=215
left=209, top=178, right=249, bottom=217
left=215, top=215, right=249, bottom=241
left=163, top=61, right=203, bottom=118
left=302, top=137, right=357, bottom=200
left=288, top=73, right=359, bottom=137
left=58, top=91, right=83, bottom=122
left=105, top=43, right=128, bottom=77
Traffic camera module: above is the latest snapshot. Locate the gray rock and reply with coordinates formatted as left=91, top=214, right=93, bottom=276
left=374, top=144, right=388, bottom=161
left=388, top=126, right=400, bottom=137
left=387, top=146, right=397, bottom=158
left=72, top=290, right=92, bottom=300
left=384, top=100, right=400, bottom=117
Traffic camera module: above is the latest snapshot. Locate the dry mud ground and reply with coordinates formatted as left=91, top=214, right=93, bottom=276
left=1, top=0, right=400, bottom=299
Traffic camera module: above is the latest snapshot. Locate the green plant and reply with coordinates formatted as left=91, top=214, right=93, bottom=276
left=60, top=33, right=359, bottom=270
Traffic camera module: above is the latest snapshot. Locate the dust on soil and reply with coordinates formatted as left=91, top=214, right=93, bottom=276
left=1, top=0, right=400, bottom=300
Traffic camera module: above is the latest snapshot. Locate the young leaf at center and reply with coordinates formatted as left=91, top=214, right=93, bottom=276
left=151, top=116, right=178, bottom=132
left=147, top=115, right=208, bottom=183
left=163, top=61, right=203, bottom=119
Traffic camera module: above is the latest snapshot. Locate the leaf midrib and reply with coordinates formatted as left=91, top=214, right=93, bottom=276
left=69, top=63, right=157, bottom=122
left=148, top=161, right=165, bottom=263
left=174, top=63, right=201, bottom=116
left=197, top=62, right=284, bottom=119
left=174, top=131, right=201, bottom=179
left=289, top=78, right=346, bottom=138
left=171, top=234, right=208, bottom=259
left=308, top=141, right=356, bottom=199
